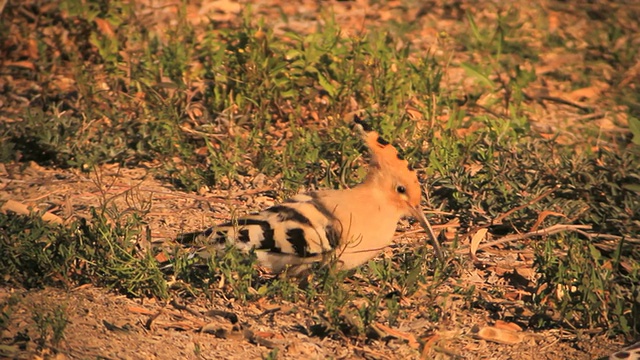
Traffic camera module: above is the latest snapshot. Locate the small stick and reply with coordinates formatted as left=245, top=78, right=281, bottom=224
left=523, top=91, right=593, bottom=112
left=493, top=186, right=558, bottom=224
left=455, top=224, right=593, bottom=254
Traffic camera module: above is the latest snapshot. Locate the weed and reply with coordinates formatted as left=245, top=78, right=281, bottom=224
left=32, top=304, right=68, bottom=348
left=208, top=246, right=260, bottom=302
left=0, top=201, right=168, bottom=298
left=0, top=294, right=20, bottom=336
left=534, top=233, right=639, bottom=335
left=263, top=348, right=279, bottom=360
left=0, top=212, right=77, bottom=289
left=193, top=341, right=202, bottom=358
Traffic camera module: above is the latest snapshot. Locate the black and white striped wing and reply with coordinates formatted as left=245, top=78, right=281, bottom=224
left=180, top=193, right=343, bottom=272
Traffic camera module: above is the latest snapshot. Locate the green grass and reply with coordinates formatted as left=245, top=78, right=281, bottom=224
left=0, top=0, right=638, bottom=348
left=32, top=304, right=68, bottom=348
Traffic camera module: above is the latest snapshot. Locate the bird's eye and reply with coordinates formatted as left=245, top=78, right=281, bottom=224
left=396, top=185, right=406, bottom=194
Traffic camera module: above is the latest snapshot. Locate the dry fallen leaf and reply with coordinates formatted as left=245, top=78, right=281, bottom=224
left=420, top=334, right=440, bottom=359
left=464, top=162, right=483, bottom=176
left=127, top=306, right=155, bottom=315
left=515, top=267, right=535, bottom=279
left=3, top=60, right=36, bottom=70
left=567, top=86, right=601, bottom=102
left=470, top=228, right=489, bottom=260
left=530, top=211, right=567, bottom=232
left=94, top=18, right=116, bottom=38
left=154, top=252, right=169, bottom=263
left=475, top=326, right=524, bottom=345
left=373, top=323, right=420, bottom=349
left=494, top=320, right=523, bottom=332
left=1, top=199, right=63, bottom=224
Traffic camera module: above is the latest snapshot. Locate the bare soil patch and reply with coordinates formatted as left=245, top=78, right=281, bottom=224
left=0, top=162, right=628, bottom=359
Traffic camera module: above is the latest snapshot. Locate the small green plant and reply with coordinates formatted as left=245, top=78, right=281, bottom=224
left=0, top=211, right=77, bottom=289
left=385, top=295, right=401, bottom=326
left=32, top=304, right=69, bottom=348
left=261, top=274, right=302, bottom=302
left=208, top=246, right=260, bottom=302
left=263, top=348, right=279, bottom=360
left=78, top=208, right=169, bottom=298
left=533, top=233, right=639, bottom=336
left=0, top=294, right=20, bottom=337
left=630, top=117, right=640, bottom=146
left=0, top=187, right=169, bottom=299
left=193, top=341, right=202, bottom=358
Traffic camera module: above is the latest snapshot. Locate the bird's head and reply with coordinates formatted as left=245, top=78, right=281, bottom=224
left=352, top=115, right=443, bottom=260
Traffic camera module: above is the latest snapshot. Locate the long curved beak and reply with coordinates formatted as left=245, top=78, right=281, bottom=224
left=409, top=206, right=444, bottom=261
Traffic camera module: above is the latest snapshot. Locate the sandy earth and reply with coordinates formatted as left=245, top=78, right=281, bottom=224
left=0, top=162, right=629, bottom=359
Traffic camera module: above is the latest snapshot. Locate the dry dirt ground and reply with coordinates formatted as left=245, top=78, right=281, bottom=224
left=1, top=0, right=638, bottom=359
left=0, top=163, right=629, bottom=359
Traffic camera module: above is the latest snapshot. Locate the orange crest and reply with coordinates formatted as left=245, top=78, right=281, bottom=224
left=352, top=115, right=422, bottom=208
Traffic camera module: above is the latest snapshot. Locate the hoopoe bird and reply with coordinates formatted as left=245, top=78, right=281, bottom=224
left=180, top=116, right=443, bottom=275
left=604, top=341, right=640, bottom=360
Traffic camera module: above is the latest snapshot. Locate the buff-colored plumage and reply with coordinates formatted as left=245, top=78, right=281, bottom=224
left=605, top=341, right=640, bottom=360
left=181, top=116, right=443, bottom=274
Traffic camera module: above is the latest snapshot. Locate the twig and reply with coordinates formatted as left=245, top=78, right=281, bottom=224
left=170, top=299, right=203, bottom=319
left=258, top=307, right=281, bottom=317
left=432, top=346, right=465, bottom=359
left=204, top=309, right=239, bottom=324
left=0, top=0, right=8, bottom=16
left=144, top=309, right=164, bottom=330
left=455, top=224, right=593, bottom=254
left=493, top=186, right=558, bottom=224
left=576, top=112, right=605, bottom=121
left=394, top=223, right=455, bottom=239
left=179, top=125, right=226, bottom=140
left=94, top=183, right=275, bottom=201
left=23, top=190, right=65, bottom=202
left=523, top=91, right=593, bottom=112
left=574, top=230, right=640, bottom=244
left=471, top=103, right=510, bottom=120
